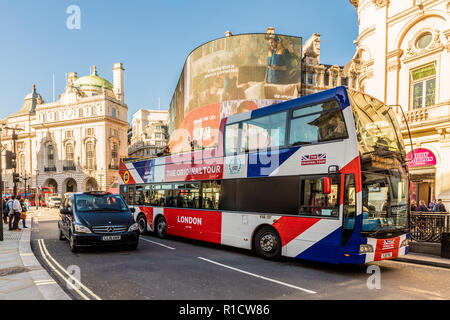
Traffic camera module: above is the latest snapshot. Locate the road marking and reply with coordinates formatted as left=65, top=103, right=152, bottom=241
left=38, top=239, right=102, bottom=300
left=34, top=279, right=57, bottom=286
left=197, top=257, right=317, bottom=295
left=37, top=239, right=89, bottom=300
left=140, top=237, right=176, bottom=250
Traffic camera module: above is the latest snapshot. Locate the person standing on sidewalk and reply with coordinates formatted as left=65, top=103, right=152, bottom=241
left=7, top=197, right=14, bottom=230
left=19, top=197, right=28, bottom=228
left=2, top=197, right=8, bottom=224
left=11, top=196, right=22, bottom=231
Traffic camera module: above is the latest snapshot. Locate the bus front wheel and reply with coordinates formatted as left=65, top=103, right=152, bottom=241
left=137, top=214, right=148, bottom=234
left=155, top=216, right=167, bottom=239
left=254, top=226, right=282, bottom=260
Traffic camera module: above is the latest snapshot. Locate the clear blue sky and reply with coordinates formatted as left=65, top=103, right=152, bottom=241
left=0, top=0, right=358, bottom=122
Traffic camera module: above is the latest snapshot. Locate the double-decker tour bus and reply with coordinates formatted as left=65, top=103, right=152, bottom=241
left=119, top=86, right=410, bottom=264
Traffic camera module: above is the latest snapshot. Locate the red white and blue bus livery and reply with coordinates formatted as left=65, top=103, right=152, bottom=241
left=119, top=86, right=410, bottom=264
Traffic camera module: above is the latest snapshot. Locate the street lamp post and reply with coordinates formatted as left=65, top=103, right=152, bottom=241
left=4, top=127, right=24, bottom=198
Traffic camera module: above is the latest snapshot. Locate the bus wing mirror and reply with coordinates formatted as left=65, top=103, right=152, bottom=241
left=322, top=177, right=332, bottom=195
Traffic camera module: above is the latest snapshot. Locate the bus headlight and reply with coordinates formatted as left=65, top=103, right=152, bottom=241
left=359, top=244, right=374, bottom=253
left=400, top=238, right=410, bottom=247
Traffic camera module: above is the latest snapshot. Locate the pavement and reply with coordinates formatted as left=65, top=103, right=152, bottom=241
left=0, top=208, right=450, bottom=300
left=0, top=209, right=70, bottom=300
left=394, top=251, right=450, bottom=269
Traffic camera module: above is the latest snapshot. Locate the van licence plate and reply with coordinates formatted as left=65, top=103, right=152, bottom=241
left=381, top=252, right=393, bottom=259
left=102, top=235, right=121, bottom=241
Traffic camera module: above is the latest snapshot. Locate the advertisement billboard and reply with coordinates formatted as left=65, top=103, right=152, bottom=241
left=169, top=33, right=303, bottom=152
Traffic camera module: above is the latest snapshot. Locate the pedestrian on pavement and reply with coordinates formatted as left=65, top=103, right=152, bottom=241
left=410, top=199, right=417, bottom=212
left=418, top=200, right=428, bottom=212
left=2, top=197, right=8, bottom=224
left=428, top=198, right=436, bottom=211
left=434, top=199, right=447, bottom=213
left=20, top=197, right=28, bottom=228
left=7, top=197, right=14, bottom=230
left=11, top=196, right=22, bottom=231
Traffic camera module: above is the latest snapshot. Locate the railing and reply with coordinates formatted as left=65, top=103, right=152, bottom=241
left=401, top=102, right=450, bottom=125
left=410, top=212, right=450, bottom=243
left=44, top=167, right=56, bottom=172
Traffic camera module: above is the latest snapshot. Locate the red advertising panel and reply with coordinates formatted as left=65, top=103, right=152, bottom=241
left=164, top=208, right=222, bottom=243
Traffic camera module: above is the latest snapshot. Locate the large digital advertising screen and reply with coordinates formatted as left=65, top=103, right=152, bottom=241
left=169, top=33, right=302, bottom=152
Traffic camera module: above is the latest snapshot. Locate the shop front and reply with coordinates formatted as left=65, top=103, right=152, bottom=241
left=407, top=148, right=437, bottom=206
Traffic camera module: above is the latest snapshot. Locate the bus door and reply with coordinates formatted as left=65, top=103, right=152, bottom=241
left=290, top=175, right=342, bottom=264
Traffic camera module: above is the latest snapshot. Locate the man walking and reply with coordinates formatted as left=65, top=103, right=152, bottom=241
left=11, top=196, right=22, bottom=231
left=7, top=197, right=14, bottom=230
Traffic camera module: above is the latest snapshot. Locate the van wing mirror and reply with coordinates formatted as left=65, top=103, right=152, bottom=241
left=60, top=208, right=72, bottom=215
left=322, top=177, right=332, bottom=195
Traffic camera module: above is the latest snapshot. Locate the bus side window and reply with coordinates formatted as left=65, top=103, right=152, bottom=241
left=299, top=176, right=339, bottom=217
left=135, top=186, right=145, bottom=206
left=120, top=185, right=128, bottom=203
left=128, top=186, right=136, bottom=206
left=342, top=174, right=356, bottom=245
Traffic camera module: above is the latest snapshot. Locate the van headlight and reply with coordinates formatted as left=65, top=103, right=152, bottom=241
left=359, top=244, right=374, bottom=253
left=128, top=223, right=139, bottom=232
left=401, top=238, right=410, bottom=247
left=74, top=223, right=92, bottom=234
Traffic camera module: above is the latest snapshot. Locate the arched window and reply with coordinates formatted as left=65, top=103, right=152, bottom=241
left=86, top=141, right=95, bottom=170
left=47, top=145, right=54, bottom=168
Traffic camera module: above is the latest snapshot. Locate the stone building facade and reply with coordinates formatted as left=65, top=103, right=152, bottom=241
left=1, top=63, right=129, bottom=195
left=128, top=109, right=169, bottom=157
left=350, top=0, right=450, bottom=207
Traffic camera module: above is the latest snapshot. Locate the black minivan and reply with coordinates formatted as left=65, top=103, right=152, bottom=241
left=58, top=192, right=140, bottom=252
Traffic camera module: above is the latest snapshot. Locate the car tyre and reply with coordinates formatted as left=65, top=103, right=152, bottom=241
left=59, top=227, right=66, bottom=240
left=155, top=216, right=167, bottom=239
left=137, top=214, right=148, bottom=235
left=253, top=226, right=282, bottom=260
left=69, top=232, right=79, bottom=253
left=128, top=242, right=138, bottom=250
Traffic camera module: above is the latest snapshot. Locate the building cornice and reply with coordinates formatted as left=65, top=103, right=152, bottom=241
left=31, top=116, right=129, bottom=130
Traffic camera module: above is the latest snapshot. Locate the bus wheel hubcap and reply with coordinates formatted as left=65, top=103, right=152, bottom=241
left=260, top=234, right=275, bottom=252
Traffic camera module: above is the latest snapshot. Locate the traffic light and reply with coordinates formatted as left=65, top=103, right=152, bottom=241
left=5, top=151, right=16, bottom=169
left=13, top=173, right=21, bottom=183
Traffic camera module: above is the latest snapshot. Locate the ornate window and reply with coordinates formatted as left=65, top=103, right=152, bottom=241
left=110, top=142, right=118, bottom=169
left=86, top=141, right=95, bottom=170
left=65, top=143, right=75, bottom=169
left=47, top=145, right=55, bottom=169
left=415, top=32, right=432, bottom=49
left=411, top=64, right=436, bottom=109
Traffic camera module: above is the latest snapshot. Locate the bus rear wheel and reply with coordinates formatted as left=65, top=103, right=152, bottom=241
left=155, top=216, right=167, bottom=239
left=254, top=226, right=282, bottom=260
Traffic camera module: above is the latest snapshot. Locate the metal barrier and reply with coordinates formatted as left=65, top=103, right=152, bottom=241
left=410, top=212, right=450, bottom=243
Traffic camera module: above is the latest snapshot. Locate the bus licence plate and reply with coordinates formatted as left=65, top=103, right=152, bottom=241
left=102, top=235, right=121, bottom=241
left=381, top=252, right=393, bottom=259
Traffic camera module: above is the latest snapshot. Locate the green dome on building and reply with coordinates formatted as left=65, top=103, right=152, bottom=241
left=73, top=66, right=114, bottom=91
